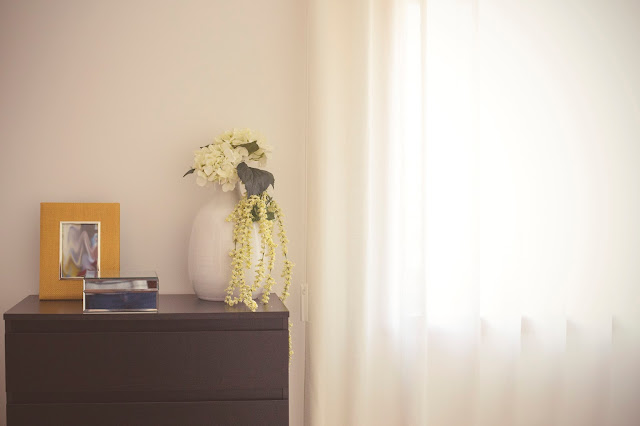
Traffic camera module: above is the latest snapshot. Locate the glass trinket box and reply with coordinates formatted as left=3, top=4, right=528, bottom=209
left=83, top=270, right=158, bottom=313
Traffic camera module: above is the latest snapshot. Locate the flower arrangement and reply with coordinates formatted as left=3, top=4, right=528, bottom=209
left=184, top=128, right=293, bottom=312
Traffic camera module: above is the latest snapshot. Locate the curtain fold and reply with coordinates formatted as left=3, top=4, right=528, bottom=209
left=306, top=0, right=640, bottom=425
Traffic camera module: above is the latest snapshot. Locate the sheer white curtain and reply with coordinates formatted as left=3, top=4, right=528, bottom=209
left=306, top=0, right=640, bottom=425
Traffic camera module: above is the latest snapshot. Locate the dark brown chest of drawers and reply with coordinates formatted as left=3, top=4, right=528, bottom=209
left=4, top=294, right=289, bottom=426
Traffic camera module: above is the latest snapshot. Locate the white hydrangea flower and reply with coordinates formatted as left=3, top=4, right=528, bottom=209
left=189, top=128, right=273, bottom=191
left=196, top=170, right=208, bottom=187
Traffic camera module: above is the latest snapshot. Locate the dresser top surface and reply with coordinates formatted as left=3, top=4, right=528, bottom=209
left=4, top=294, right=289, bottom=321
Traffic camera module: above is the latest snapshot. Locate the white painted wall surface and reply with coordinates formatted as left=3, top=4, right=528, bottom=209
left=0, top=1, right=307, bottom=425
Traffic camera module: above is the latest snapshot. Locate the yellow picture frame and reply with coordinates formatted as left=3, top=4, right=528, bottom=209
left=40, top=203, right=120, bottom=300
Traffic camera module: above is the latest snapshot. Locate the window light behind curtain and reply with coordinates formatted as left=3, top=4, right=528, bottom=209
left=306, top=0, right=640, bottom=425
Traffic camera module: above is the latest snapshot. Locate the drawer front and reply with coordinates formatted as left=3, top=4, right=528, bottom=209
left=6, top=330, right=288, bottom=393
left=7, top=400, right=288, bottom=426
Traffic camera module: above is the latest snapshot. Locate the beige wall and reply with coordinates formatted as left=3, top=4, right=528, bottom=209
left=0, top=1, right=306, bottom=424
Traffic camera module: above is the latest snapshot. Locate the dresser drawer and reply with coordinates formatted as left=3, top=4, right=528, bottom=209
left=4, top=295, right=290, bottom=426
left=6, top=330, right=288, bottom=393
left=7, top=400, right=288, bottom=426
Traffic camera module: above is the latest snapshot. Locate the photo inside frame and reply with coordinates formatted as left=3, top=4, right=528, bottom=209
left=60, top=222, right=100, bottom=279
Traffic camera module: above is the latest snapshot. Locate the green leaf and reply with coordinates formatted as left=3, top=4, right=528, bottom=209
left=250, top=202, right=276, bottom=222
left=237, top=140, right=260, bottom=155
left=251, top=206, right=260, bottom=222
left=236, top=162, right=275, bottom=197
left=183, top=168, right=195, bottom=177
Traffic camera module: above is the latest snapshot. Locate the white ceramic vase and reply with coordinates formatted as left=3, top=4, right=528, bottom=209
left=188, top=184, right=260, bottom=301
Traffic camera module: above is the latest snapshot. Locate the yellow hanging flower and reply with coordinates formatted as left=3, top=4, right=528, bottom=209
left=225, top=192, right=294, bottom=312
